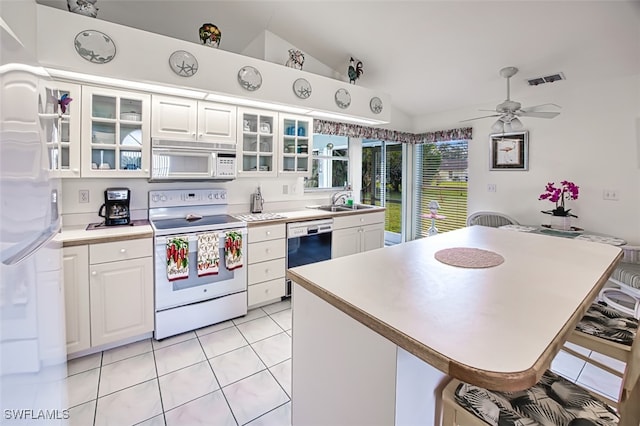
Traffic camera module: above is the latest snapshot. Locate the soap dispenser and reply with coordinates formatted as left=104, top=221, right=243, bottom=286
left=250, top=187, right=264, bottom=213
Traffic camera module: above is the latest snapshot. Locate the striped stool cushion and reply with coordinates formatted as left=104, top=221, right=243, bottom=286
left=454, top=370, right=618, bottom=426
left=575, top=302, right=638, bottom=346
left=610, top=262, right=640, bottom=290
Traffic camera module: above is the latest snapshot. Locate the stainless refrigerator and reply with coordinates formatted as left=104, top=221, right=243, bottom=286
left=0, top=18, right=67, bottom=423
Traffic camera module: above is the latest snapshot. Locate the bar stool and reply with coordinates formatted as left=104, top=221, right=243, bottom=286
left=442, top=322, right=640, bottom=425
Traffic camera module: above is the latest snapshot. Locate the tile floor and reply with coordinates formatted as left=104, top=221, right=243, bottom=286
left=550, top=341, right=625, bottom=401
left=64, top=298, right=625, bottom=425
left=65, top=299, right=292, bottom=426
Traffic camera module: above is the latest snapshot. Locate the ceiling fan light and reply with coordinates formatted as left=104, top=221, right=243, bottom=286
left=510, top=117, right=523, bottom=130
left=491, top=119, right=504, bottom=133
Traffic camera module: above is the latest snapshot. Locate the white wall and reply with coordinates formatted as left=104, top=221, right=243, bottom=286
left=0, top=0, right=37, bottom=54
left=60, top=175, right=332, bottom=226
left=414, top=73, right=640, bottom=244
left=36, top=5, right=391, bottom=124
left=242, top=30, right=342, bottom=81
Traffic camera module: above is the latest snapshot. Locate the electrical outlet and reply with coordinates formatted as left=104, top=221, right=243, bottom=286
left=282, top=184, right=288, bottom=195
left=603, top=189, right=619, bottom=201
left=487, top=184, right=497, bottom=193
left=79, top=189, right=89, bottom=203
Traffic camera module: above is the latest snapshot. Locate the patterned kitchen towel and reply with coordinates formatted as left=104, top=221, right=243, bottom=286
left=167, top=236, right=189, bottom=281
left=197, top=232, right=219, bottom=276
left=224, top=231, right=243, bottom=270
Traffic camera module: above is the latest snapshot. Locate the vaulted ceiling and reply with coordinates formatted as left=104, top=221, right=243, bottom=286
left=37, top=1, right=640, bottom=120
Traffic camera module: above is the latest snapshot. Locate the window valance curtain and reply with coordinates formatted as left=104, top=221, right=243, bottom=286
left=313, top=120, right=473, bottom=143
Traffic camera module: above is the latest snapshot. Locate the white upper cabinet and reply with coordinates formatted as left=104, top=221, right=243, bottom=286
left=236, top=108, right=278, bottom=177
left=151, top=96, right=197, bottom=139
left=151, top=95, right=236, bottom=145
left=81, top=86, right=151, bottom=178
left=279, top=114, right=312, bottom=177
left=198, top=101, right=237, bottom=143
left=40, top=80, right=81, bottom=178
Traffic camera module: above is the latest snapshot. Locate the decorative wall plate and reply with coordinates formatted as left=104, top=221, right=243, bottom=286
left=169, top=50, right=198, bottom=77
left=293, top=78, right=312, bottom=99
left=237, top=66, right=262, bottom=91
left=335, top=88, right=351, bottom=109
left=370, top=97, right=383, bottom=114
left=74, top=30, right=116, bottom=64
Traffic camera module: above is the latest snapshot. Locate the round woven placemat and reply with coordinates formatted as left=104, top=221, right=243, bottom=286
left=434, top=247, right=504, bottom=268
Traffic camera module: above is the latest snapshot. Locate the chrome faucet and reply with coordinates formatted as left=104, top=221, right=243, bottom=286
left=331, top=191, right=349, bottom=206
left=331, top=184, right=352, bottom=206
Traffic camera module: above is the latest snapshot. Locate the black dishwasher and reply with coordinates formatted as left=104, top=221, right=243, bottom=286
left=286, top=219, right=333, bottom=296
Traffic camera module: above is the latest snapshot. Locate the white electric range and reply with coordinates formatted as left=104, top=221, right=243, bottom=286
left=149, top=189, right=247, bottom=339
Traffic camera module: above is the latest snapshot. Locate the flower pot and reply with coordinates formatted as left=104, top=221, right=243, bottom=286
left=550, top=215, right=572, bottom=231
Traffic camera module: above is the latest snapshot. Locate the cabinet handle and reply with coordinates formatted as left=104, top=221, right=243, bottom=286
left=144, top=169, right=149, bottom=173
left=360, top=218, right=364, bottom=222
left=265, top=269, right=270, bottom=274
left=120, top=248, right=127, bottom=253
left=265, top=248, right=270, bottom=254
left=266, top=231, right=271, bottom=236
left=265, top=288, right=270, bottom=294
left=199, top=133, right=203, bottom=138
left=72, top=168, right=79, bottom=173
left=91, top=271, right=97, bottom=276
left=192, top=132, right=196, bottom=137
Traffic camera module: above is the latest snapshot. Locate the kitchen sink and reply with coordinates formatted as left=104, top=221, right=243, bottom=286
left=315, top=204, right=376, bottom=212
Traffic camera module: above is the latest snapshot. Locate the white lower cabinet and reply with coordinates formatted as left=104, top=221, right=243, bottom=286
left=89, top=257, right=153, bottom=347
left=332, top=212, right=385, bottom=259
left=63, top=245, right=90, bottom=354
left=63, top=238, right=153, bottom=355
left=247, top=224, right=286, bottom=308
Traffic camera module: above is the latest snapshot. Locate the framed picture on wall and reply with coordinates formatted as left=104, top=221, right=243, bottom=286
left=489, top=131, right=529, bottom=170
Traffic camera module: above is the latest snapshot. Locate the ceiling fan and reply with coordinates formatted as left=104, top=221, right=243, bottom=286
left=461, top=66, right=561, bottom=133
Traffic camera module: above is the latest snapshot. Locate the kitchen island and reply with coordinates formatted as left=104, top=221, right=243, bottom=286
left=286, top=226, right=622, bottom=425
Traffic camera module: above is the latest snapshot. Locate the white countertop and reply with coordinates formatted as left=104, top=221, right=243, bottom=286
left=58, top=223, right=153, bottom=246
left=58, top=206, right=385, bottom=244
left=286, top=225, right=622, bottom=391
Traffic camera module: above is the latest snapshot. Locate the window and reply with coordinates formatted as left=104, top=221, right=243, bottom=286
left=413, top=140, right=468, bottom=237
left=304, top=134, right=349, bottom=190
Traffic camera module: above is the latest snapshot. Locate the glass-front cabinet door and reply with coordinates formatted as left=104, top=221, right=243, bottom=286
left=236, top=108, right=277, bottom=177
left=279, top=115, right=311, bottom=176
left=81, top=86, right=150, bottom=177
left=40, top=81, right=81, bottom=178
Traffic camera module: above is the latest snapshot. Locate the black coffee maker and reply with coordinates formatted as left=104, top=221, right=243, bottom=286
left=99, top=187, right=131, bottom=226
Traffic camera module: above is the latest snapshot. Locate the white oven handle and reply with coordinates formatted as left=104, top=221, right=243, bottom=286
left=155, top=228, right=248, bottom=245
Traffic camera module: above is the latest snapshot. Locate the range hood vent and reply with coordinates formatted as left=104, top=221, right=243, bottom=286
left=527, top=72, right=566, bottom=86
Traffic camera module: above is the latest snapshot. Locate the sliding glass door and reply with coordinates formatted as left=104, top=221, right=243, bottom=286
left=362, top=140, right=403, bottom=245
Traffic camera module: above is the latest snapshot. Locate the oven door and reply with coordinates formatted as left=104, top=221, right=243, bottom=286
left=154, top=228, right=247, bottom=311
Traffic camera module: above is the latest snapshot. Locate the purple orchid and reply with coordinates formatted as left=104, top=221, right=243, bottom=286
left=539, top=181, right=579, bottom=217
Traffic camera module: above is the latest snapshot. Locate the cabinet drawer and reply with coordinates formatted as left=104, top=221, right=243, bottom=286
left=248, top=224, right=286, bottom=243
left=248, top=239, right=286, bottom=264
left=248, top=258, right=286, bottom=285
left=90, top=239, right=152, bottom=264
left=248, top=279, right=285, bottom=307
left=333, top=211, right=385, bottom=230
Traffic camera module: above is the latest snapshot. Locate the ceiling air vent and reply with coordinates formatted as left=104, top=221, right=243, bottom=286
left=527, top=72, right=565, bottom=86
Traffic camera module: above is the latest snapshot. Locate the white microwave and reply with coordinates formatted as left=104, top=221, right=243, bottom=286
left=151, top=146, right=236, bottom=181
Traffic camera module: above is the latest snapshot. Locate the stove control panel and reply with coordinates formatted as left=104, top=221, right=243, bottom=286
left=149, top=189, right=228, bottom=208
